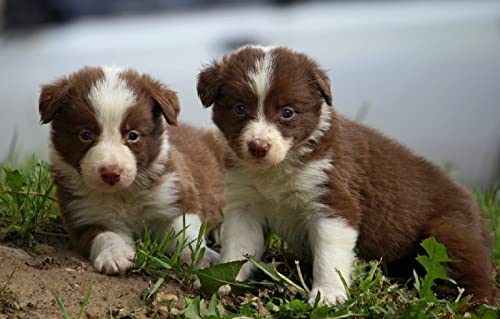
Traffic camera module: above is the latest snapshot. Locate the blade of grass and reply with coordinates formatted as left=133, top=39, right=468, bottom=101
left=77, top=281, right=93, bottom=319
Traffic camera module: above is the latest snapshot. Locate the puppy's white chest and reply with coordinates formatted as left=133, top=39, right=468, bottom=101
left=68, top=173, right=180, bottom=235
left=227, top=158, right=333, bottom=256
left=254, top=158, right=332, bottom=208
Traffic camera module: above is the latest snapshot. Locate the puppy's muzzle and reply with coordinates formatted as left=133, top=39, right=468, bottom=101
left=99, top=165, right=122, bottom=186
left=248, top=139, right=271, bottom=158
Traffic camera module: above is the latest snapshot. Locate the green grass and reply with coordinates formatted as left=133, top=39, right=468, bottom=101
left=473, top=183, right=500, bottom=264
left=0, top=158, right=498, bottom=318
left=0, top=157, right=59, bottom=243
left=134, top=216, right=208, bottom=304
left=52, top=281, right=93, bottom=319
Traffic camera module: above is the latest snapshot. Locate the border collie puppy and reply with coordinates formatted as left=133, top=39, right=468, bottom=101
left=196, top=46, right=496, bottom=304
left=39, top=66, right=223, bottom=274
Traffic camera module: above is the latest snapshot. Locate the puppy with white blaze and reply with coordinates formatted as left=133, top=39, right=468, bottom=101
left=197, top=46, right=497, bottom=304
left=39, top=66, right=224, bottom=275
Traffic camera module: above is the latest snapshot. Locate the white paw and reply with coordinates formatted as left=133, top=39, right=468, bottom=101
left=93, top=243, right=136, bottom=275
left=192, top=276, right=202, bottom=290
left=308, top=285, right=348, bottom=305
left=181, top=246, right=220, bottom=269
left=217, top=284, right=232, bottom=296
left=235, top=261, right=253, bottom=281
left=196, top=246, right=220, bottom=269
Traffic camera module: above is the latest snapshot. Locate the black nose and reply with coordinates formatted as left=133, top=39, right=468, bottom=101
left=248, top=139, right=271, bottom=158
left=100, top=166, right=122, bottom=186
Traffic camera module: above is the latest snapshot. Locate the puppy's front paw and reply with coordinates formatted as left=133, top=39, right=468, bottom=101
left=93, top=243, right=136, bottom=275
left=181, top=246, right=220, bottom=269
left=217, top=284, right=232, bottom=296
left=308, top=285, right=347, bottom=305
left=196, top=246, right=220, bottom=269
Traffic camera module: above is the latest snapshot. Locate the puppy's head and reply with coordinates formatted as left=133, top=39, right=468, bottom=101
left=197, top=46, right=332, bottom=167
left=39, top=66, right=179, bottom=192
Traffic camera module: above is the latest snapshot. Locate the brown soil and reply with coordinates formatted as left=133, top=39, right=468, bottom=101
left=0, top=242, right=187, bottom=319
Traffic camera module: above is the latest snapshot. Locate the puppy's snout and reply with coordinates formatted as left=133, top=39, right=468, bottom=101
left=99, top=165, right=122, bottom=186
left=248, top=139, right=271, bottom=158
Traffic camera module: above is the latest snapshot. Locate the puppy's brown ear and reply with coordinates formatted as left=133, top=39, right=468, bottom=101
left=197, top=62, right=222, bottom=108
left=143, top=75, right=180, bottom=126
left=312, top=67, right=333, bottom=106
left=39, top=79, right=71, bottom=124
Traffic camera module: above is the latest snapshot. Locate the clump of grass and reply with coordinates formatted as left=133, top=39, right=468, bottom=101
left=473, top=183, right=500, bottom=264
left=134, top=216, right=208, bottom=305
left=0, top=157, right=59, bottom=243
left=52, top=281, right=93, bottom=319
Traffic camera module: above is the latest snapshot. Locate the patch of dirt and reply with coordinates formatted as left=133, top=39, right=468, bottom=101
left=0, top=243, right=186, bottom=318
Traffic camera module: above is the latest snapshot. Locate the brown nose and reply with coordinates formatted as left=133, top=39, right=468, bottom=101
left=100, top=166, right=122, bottom=186
left=248, top=139, right=271, bottom=158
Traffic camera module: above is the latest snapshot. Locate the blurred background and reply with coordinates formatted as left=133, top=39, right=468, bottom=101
left=0, top=0, right=499, bottom=187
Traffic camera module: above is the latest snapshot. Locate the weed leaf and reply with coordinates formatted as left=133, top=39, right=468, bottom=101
left=415, top=237, right=454, bottom=300
left=182, top=296, right=202, bottom=319
left=196, top=260, right=254, bottom=295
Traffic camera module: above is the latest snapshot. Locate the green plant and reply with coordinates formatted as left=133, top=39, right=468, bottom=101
left=52, top=281, right=93, bottom=319
left=0, top=158, right=58, bottom=242
left=181, top=237, right=499, bottom=319
left=473, top=183, right=500, bottom=264
left=134, top=215, right=208, bottom=303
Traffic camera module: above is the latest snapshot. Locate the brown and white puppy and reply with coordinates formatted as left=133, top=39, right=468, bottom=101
left=197, top=46, right=497, bottom=304
left=39, top=66, right=224, bottom=275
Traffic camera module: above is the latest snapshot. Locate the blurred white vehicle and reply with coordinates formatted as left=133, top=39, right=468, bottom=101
left=0, top=0, right=499, bottom=187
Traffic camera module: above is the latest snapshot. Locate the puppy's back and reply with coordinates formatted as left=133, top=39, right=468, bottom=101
left=167, top=124, right=224, bottom=225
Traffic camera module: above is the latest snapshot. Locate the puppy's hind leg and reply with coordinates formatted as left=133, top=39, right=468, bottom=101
left=424, top=218, right=497, bottom=304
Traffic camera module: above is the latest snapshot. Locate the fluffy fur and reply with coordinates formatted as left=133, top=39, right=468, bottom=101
left=197, top=45, right=497, bottom=304
left=40, top=66, right=224, bottom=274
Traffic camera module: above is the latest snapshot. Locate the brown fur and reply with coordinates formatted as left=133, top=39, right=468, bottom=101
left=197, top=46, right=497, bottom=303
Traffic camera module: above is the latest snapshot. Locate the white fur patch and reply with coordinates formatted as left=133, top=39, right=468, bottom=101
left=64, top=171, right=180, bottom=234
left=296, top=102, right=333, bottom=157
left=247, top=50, right=274, bottom=117
left=81, top=66, right=137, bottom=191
left=220, top=157, right=357, bottom=304
left=90, top=231, right=136, bottom=274
left=239, top=118, right=292, bottom=167
left=308, top=218, right=358, bottom=305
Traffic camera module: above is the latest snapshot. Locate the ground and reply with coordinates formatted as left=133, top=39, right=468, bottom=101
left=0, top=241, right=188, bottom=318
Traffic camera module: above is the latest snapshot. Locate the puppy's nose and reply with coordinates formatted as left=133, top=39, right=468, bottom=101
left=100, top=166, right=122, bottom=186
left=248, top=139, right=271, bottom=158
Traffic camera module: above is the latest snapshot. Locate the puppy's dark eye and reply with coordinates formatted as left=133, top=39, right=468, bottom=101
left=280, top=107, right=295, bottom=120
left=127, top=131, right=140, bottom=142
left=233, top=103, right=247, bottom=116
left=79, top=130, right=94, bottom=142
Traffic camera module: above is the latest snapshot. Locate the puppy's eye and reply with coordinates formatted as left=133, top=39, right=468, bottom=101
left=280, top=107, right=295, bottom=120
left=79, top=130, right=94, bottom=142
left=233, top=103, right=247, bottom=116
left=127, top=131, right=140, bottom=142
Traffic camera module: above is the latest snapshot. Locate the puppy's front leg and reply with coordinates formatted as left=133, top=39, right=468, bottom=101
left=308, top=217, right=358, bottom=305
left=218, top=205, right=265, bottom=295
left=90, top=231, right=136, bottom=275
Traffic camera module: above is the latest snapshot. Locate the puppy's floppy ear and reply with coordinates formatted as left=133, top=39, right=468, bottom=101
left=197, top=61, right=222, bottom=108
left=312, top=66, right=333, bottom=106
left=143, top=75, right=180, bottom=126
left=39, top=78, right=71, bottom=124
